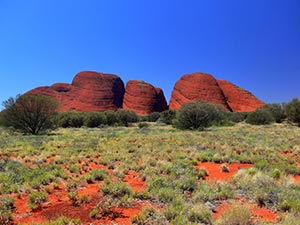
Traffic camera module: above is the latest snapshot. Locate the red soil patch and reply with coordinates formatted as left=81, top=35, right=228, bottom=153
left=294, top=175, right=300, bottom=183
left=123, top=170, right=147, bottom=192
left=196, top=162, right=253, bottom=182
left=252, top=206, right=277, bottom=223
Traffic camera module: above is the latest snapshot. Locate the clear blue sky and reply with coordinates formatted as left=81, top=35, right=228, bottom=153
left=1, top=0, right=299, bottom=109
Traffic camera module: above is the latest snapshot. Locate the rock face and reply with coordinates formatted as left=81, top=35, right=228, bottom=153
left=123, top=80, right=168, bottom=115
left=169, top=72, right=232, bottom=111
left=169, top=72, right=264, bottom=112
left=26, top=71, right=125, bottom=112
left=217, top=80, right=265, bottom=112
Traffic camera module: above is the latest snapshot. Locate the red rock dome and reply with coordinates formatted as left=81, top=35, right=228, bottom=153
left=169, top=72, right=231, bottom=110
left=26, top=71, right=125, bottom=112
left=123, top=80, right=168, bottom=115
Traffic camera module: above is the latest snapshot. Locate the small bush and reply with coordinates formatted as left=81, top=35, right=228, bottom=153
left=260, top=103, right=286, bottom=123
left=147, top=112, right=161, bottom=122
left=138, top=122, right=150, bottom=129
left=159, top=110, right=176, bottom=125
left=116, top=110, right=138, bottom=126
left=28, top=191, right=48, bottom=210
left=57, top=111, right=85, bottom=128
left=246, top=109, right=275, bottom=125
left=84, top=112, right=107, bottom=127
left=46, top=216, right=81, bottom=225
left=188, top=204, right=212, bottom=224
left=174, top=101, right=225, bottom=130
left=101, top=181, right=133, bottom=198
left=104, top=110, right=118, bottom=126
left=214, top=205, right=251, bottom=225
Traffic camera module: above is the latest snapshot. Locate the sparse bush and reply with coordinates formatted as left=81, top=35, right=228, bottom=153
left=84, top=112, right=107, bottom=127
left=261, top=103, right=286, bottom=123
left=147, top=112, right=161, bottom=122
left=45, top=216, right=81, bottom=225
left=101, top=181, right=133, bottom=198
left=284, top=98, right=300, bottom=126
left=116, top=110, right=138, bottom=126
left=28, top=191, right=48, bottom=210
left=214, top=205, right=251, bottom=225
left=188, top=204, right=212, bottom=224
left=174, top=101, right=225, bottom=130
left=159, top=110, right=176, bottom=124
left=104, top=110, right=118, bottom=126
left=246, top=109, right=275, bottom=125
left=226, top=112, right=248, bottom=123
left=138, top=122, right=150, bottom=129
left=57, top=111, right=85, bottom=128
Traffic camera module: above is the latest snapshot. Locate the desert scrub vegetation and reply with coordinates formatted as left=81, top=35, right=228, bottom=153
left=0, top=118, right=300, bottom=223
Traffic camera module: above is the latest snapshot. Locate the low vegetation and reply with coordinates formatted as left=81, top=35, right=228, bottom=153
left=0, top=97, right=299, bottom=224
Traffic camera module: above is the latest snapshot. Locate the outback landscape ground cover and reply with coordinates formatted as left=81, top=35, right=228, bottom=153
left=0, top=121, right=300, bottom=224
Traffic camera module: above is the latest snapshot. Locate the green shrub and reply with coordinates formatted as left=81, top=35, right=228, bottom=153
left=1, top=95, right=59, bottom=134
left=28, top=191, right=49, bottom=210
left=284, top=98, right=300, bottom=126
left=260, top=103, right=286, bottom=123
left=101, top=181, right=133, bottom=198
left=159, top=110, right=176, bottom=124
left=57, top=111, right=85, bottom=128
left=104, top=110, right=118, bottom=126
left=188, top=204, right=212, bottom=224
left=44, top=216, right=81, bottom=225
left=214, top=205, right=251, bottom=225
left=138, top=122, right=150, bottom=129
left=85, top=169, right=108, bottom=183
left=116, top=110, right=138, bottom=126
left=226, top=112, right=248, bottom=123
left=245, top=109, right=275, bottom=125
left=174, top=101, right=225, bottom=130
left=147, top=112, right=161, bottom=122
left=84, top=112, right=107, bottom=127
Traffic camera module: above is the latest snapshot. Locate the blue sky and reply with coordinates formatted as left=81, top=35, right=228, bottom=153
left=0, top=0, right=299, bottom=109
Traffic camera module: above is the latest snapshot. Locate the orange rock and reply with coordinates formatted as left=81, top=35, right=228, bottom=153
left=123, top=80, right=167, bottom=115
left=169, top=72, right=264, bottom=112
left=217, top=80, right=264, bottom=112
left=26, top=71, right=125, bottom=112
left=169, top=72, right=231, bottom=110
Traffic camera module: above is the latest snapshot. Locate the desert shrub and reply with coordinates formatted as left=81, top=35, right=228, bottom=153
left=226, top=112, right=248, bottom=123
left=1, top=95, right=59, bottom=134
left=159, top=110, right=176, bottom=124
left=116, top=109, right=138, bottom=126
left=188, top=204, right=212, bottom=224
left=131, top=206, right=168, bottom=225
left=56, top=111, right=85, bottom=128
left=101, top=181, right=133, bottom=198
left=104, top=110, right=118, bottom=126
left=214, top=205, right=251, bottom=225
left=245, top=109, right=275, bottom=125
left=28, top=191, right=48, bottom=210
left=284, top=98, right=300, bottom=126
left=84, top=169, right=108, bottom=183
left=174, top=101, right=225, bottom=130
left=147, top=112, right=161, bottom=122
left=84, top=112, right=107, bottom=127
left=260, top=103, right=286, bottom=123
left=68, top=164, right=80, bottom=174
left=0, top=196, right=15, bottom=225
left=67, top=191, right=79, bottom=206
left=138, top=122, right=150, bottom=129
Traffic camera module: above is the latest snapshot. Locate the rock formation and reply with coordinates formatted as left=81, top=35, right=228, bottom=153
left=25, top=70, right=264, bottom=114
left=217, top=80, right=265, bottom=112
left=169, top=72, right=232, bottom=110
left=26, top=71, right=125, bottom=112
left=169, top=72, right=264, bottom=112
left=123, top=80, right=167, bottom=115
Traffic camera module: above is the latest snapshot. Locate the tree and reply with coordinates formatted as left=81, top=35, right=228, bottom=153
left=284, top=98, right=300, bottom=126
left=1, top=94, right=59, bottom=134
left=174, top=101, right=225, bottom=130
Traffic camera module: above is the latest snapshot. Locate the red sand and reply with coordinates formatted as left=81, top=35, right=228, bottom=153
left=123, top=170, right=147, bottom=192
left=196, top=162, right=253, bottom=181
